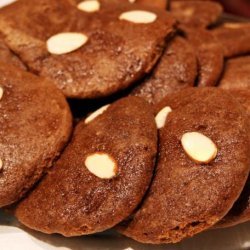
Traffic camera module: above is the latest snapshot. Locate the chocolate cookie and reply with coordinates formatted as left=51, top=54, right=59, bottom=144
left=118, top=88, right=250, bottom=244
left=184, top=29, right=224, bottom=87
left=0, top=36, right=26, bottom=70
left=212, top=23, right=250, bottom=58
left=0, top=62, right=72, bottom=208
left=15, top=97, right=158, bottom=236
left=170, top=1, right=223, bottom=28
left=131, top=36, right=197, bottom=105
left=219, top=56, right=250, bottom=90
left=216, top=89, right=250, bottom=228
left=0, top=0, right=175, bottom=98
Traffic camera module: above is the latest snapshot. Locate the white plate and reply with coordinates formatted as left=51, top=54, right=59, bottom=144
left=1, top=209, right=250, bottom=250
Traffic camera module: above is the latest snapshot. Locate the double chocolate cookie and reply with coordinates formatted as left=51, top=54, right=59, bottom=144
left=118, top=88, right=250, bottom=244
left=15, top=97, right=158, bottom=236
left=0, top=0, right=175, bottom=98
left=131, top=36, right=197, bottom=105
left=0, top=62, right=72, bottom=208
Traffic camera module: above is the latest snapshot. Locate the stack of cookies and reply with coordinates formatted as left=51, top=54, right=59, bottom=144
left=0, top=0, right=249, bottom=244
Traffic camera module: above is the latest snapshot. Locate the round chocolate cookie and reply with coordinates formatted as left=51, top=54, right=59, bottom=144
left=118, top=88, right=250, bottom=244
left=212, top=23, right=250, bottom=58
left=219, top=56, right=250, bottom=90
left=184, top=29, right=224, bottom=87
left=216, top=89, right=250, bottom=228
left=0, top=0, right=175, bottom=99
left=15, top=97, right=158, bottom=236
left=131, top=36, right=197, bottom=105
left=0, top=62, right=72, bottom=208
left=170, top=1, right=223, bottom=28
left=0, top=36, right=26, bottom=70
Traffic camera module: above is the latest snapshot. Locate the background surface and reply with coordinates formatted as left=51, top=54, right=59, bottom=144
left=216, top=0, right=250, bottom=17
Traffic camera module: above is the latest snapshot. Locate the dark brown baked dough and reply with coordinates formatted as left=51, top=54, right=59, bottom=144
left=219, top=56, right=250, bottom=90
left=118, top=88, right=250, bottom=244
left=184, top=29, right=224, bottom=87
left=212, top=23, right=250, bottom=58
left=131, top=36, right=197, bottom=105
left=15, top=97, right=157, bottom=236
left=216, top=89, right=250, bottom=228
left=233, top=90, right=250, bottom=120
left=134, top=0, right=167, bottom=9
left=0, top=62, right=72, bottom=208
left=74, top=0, right=168, bottom=9
left=0, top=36, right=26, bottom=70
left=170, top=1, right=223, bottom=28
left=0, top=0, right=175, bottom=99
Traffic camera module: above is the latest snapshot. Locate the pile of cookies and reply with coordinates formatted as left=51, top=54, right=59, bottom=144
left=0, top=0, right=249, bottom=245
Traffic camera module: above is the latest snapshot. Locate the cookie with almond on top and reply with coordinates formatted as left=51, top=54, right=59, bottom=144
left=0, top=0, right=175, bottom=98
left=118, top=88, right=250, bottom=244
left=15, top=97, right=158, bottom=236
left=0, top=62, right=72, bottom=208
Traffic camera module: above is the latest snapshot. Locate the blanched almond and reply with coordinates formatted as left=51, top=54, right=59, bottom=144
left=181, top=132, right=218, bottom=164
left=85, top=153, right=117, bottom=179
left=77, top=0, right=100, bottom=13
left=85, top=105, right=110, bottom=124
left=0, top=86, right=4, bottom=101
left=155, top=106, right=172, bottom=129
left=119, top=10, right=157, bottom=24
left=47, top=32, right=88, bottom=55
